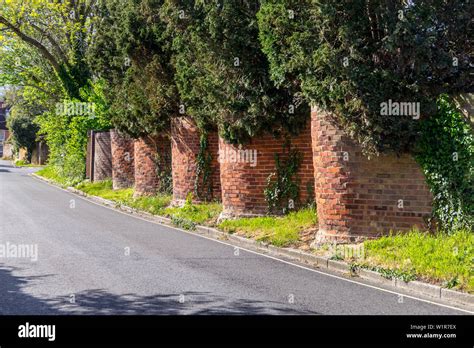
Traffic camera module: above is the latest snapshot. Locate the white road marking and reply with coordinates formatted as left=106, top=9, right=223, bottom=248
left=30, top=174, right=474, bottom=314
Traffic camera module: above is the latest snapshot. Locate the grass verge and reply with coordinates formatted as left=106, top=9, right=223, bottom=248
left=351, top=229, right=474, bottom=293
left=36, top=166, right=74, bottom=186
left=218, top=207, right=317, bottom=247
left=75, top=180, right=171, bottom=215
left=14, top=159, right=43, bottom=167
left=163, top=201, right=222, bottom=226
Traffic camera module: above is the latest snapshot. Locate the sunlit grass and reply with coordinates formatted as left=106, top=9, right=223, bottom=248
left=163, top=201, right=222, bottom=225
left=75, top=180, right=171, bottom=215
left=36, top=165, right=72, bottom=186
left=14, top=159, right=42, bottom=167
left=359, top=229, right=474, bottom=292
left=218, top=207, right=317, bottom=247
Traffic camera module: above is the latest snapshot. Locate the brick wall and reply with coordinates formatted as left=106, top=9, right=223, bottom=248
left=110, top=130, right=135, bottom=189
left=311, top=106, right=433, bottom=243
left=219, top=121, right=315, bottom=219
left=93, top=131, right=112, bottom=181
left=134, top=134, right=171, bottom=196
left=171, top=117, right=221, bottom=205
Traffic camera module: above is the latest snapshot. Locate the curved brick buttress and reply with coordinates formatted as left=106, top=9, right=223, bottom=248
left=110, top=130, right=135, bottom=189
left=134, top=134, right=171, bottom=197
left=171, top=117, right=221, bottom=205
left=218, top=121, right=315, bottom=219
left=311, top=106, right=433, bottom=244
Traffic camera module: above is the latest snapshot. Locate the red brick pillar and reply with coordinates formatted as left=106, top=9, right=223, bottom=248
left=134, top=134, right=171, bottom=197
left=93, top=131, right=112, bottom=181
left=219, top=122, right=314, bottom=219
left=311, top=106, right=433, bottom=244
left=110, top=130, right=135, bottom=189
left=171, top=117, right=221, bottom=205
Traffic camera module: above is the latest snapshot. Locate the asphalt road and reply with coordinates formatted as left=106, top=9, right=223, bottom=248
left=0, top=160, right=469, bottom=315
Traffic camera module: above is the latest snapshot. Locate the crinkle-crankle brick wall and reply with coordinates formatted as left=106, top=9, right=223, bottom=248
left=311, top=106, right=433, bottom=243
left=110, top=130, right=135, bottom=189
left=171, top=117, right=221, bottom=205
left=93, top=131, right=112, bottom=181
left=219, top=121, right=314, bottom=219
left=134, top=134, right=171, bottom=197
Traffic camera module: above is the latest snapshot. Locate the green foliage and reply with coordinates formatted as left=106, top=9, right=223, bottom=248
left=154, top=149, right=173, bottom=195
left=76, top=180, right=133, bottom=201
left=258, top=0, right=472, bottom=154
left=75, top=179, right=172, bottom=215
left=14, top=159, right=41, bottom=167
left=6, top=108, right=39, bottom=161
left=35, top=92, right=109, bottom=184
left=219, top=206, right=317, bottom=247
left=162, top=0, right=309, bottom=144
left=194, top=132, right=213, bottom=201
left=415, top=95, right=474, bottom=232
left=170, top=216, right=197, bottom=231
left=361, top=229, right=474, bottom=292
left=126, top=194, right=172, bottom=215
left=264, top=140, right=302, bottom=214
left=164, top=194, right=223, bottom=225
left=89, top=0, right=178, bottom=138
left=0, top=0, right=94, bottom=99
left=36, top=165, right=75, bottom=187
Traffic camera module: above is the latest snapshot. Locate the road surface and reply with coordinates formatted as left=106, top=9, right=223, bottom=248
left=0, top=160, right=469, bottom=315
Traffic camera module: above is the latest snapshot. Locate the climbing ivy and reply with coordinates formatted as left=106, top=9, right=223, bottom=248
left=154, top=150, right=173, bottom=195
left=415, top=95, right=474, bottom=232
left=264, top=140, right=302, bottom=214
left=194, top=132, right=213, bottom=201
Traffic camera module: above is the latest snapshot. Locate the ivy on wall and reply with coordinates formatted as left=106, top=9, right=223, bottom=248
left=264, top=140, right=302, bottom=214
left=415, top=95, right=474, bottom=232
left=194, top=132, right=213, bottom=201
left=154, top=150, right=173, bottom=195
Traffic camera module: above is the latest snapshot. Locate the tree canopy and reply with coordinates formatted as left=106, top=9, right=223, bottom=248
left=162, top=0, right=309, bottom=143
left=0, top=0, right=96, bottom=99
left=258, top=0, right=473, bottom=154
left=89, top=0, right=178, bottom=138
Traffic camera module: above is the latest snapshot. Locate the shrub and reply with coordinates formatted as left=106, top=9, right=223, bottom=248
left=415, top=95, right=474, bottom=232
left=162, top=0, right=309, bottom=144
left=258, top=0, right=472, bottom=154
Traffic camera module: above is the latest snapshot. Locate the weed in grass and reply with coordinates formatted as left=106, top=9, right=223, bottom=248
left=218, top=207, right=317, bottom=247
left=171, top=216, right=197, bottom=231
left=163, top=194, right=222, bottom=225
left=362, top=229, right=473, bottom=291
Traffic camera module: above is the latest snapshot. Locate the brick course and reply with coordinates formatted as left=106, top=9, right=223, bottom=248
left=171, top=117, right=221, bottom=205
left=134, top=134, right=171, bottom=197
left=93, top=131, right=112, bottom=181
left=110, top=130, right=135, bottom=189
left=219, top=121, right=315, bottom=219
left=311, top=106, right=433, bottom=243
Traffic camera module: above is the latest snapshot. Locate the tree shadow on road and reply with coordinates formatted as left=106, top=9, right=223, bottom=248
left=0, top=267, right=318, bottom=315
left=0, top=266, right=61, bottom=315
left=46, top=289, right=318, bottom=315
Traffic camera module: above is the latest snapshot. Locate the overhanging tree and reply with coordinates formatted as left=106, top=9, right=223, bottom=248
left=5, top=89, right=41, bottom=161
left=89, top=0, right=179, bottom=138
left=258, top=0, right=473, bottom=154
left=161, top=0, right=309, bottom=144
left=0, top=0, right=95, bottom=99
